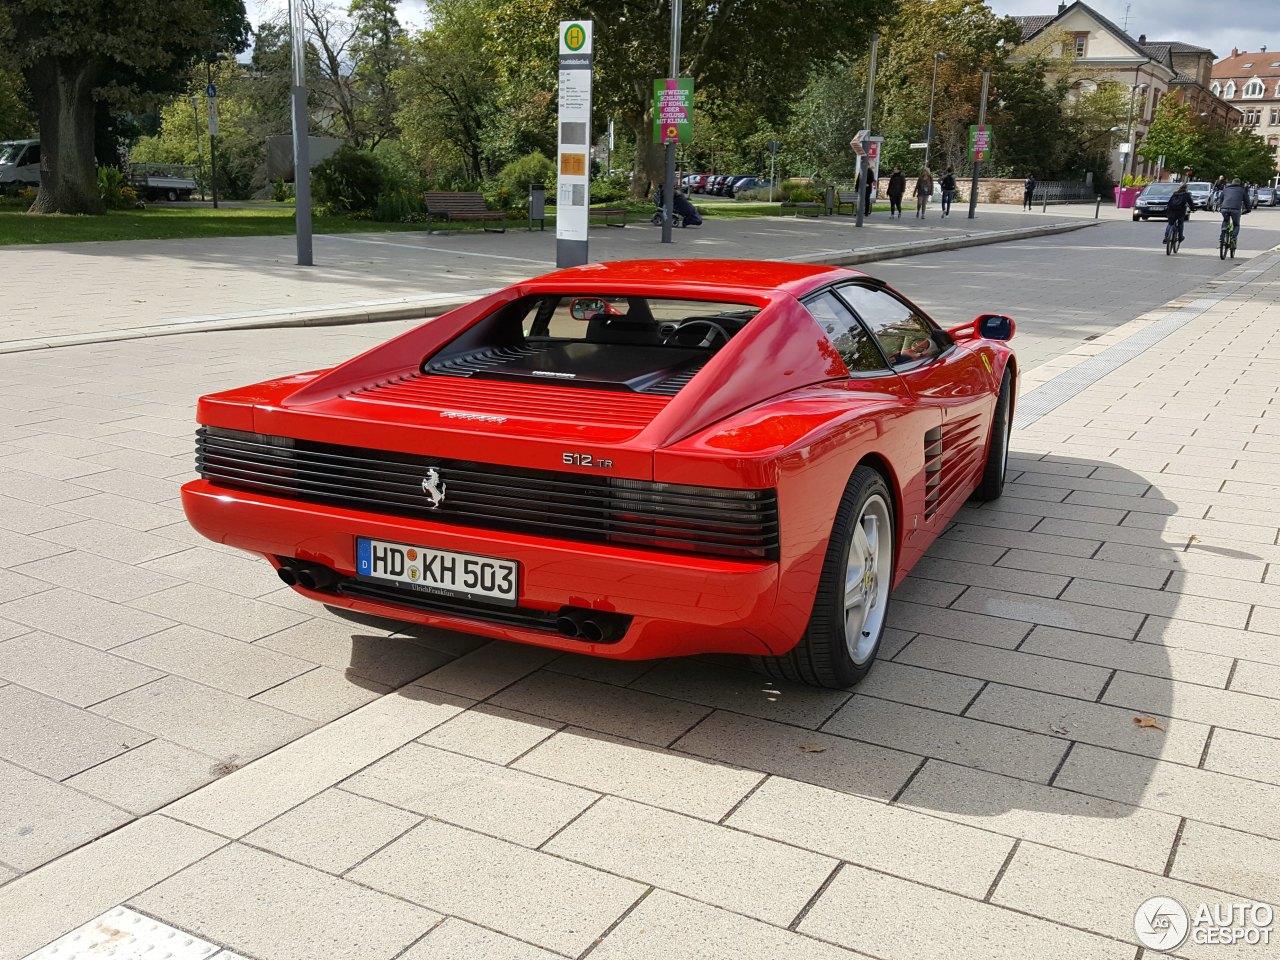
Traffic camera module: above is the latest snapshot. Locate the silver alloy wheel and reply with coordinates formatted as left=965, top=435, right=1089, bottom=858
left=843, top=493, right=893, bottom=665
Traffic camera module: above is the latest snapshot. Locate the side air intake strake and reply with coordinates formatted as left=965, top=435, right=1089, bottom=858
left=196, top=428, right=780, bottom=560
left=923, top=415, right=985, bottom=520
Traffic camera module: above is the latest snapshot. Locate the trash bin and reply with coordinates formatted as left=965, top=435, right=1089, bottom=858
left=529, top=183, right=546, bottom=231
left=825, top=185, right=835, bottom=216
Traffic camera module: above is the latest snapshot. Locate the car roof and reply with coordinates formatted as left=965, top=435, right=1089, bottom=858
left=525, top=259, right=857, bottom=297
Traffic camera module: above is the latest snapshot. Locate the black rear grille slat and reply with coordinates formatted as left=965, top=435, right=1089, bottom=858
left=336, top=579, right=561, bottom=630
left=197, top=428, right=779, bottom=559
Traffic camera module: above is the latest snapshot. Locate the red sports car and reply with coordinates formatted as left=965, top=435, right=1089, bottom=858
left=183, top=260, right=1016, bottom=688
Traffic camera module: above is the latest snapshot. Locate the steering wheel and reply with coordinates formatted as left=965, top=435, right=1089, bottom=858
left=903, top=336, right=933, bottom=360
left=661, top=318, right=732, bottom=348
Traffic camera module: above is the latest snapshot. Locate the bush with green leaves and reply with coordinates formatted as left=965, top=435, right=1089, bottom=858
left=590, top=171, right=630, bottom=204
left=495, top=150, right=555, bottom=198
left=96, top=167, right=140, bottom=210
left=312, top=146, right=386, bottom=214
left=373, top=188, right=426, bottom=223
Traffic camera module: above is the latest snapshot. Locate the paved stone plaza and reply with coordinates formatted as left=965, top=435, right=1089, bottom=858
left=0, top=213, right=1278, bottom=959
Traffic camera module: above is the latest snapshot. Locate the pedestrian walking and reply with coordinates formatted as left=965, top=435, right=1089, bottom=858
left=887, top=167, right=906, bottom=218
left=1023, top=174, right=1036, bottom=211
left=914, top=168, right=933, bottom=218
left=940, top=167, right=957, bottom=217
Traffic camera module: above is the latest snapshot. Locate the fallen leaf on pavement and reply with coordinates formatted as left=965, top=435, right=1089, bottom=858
left=1050, top=721, right=1071, bottom=735
left=1188, top=534, right=1201, bottom=544
left=1133, top=716, right=1165, bottom=731
left=799, top=743, right=827, bottom=753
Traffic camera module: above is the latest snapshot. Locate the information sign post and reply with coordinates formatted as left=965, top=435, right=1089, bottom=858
left=556, top=21, right=593, bottom=267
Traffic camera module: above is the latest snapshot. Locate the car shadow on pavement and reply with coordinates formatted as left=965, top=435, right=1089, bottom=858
left=299, top=457, right=1211, bottom=844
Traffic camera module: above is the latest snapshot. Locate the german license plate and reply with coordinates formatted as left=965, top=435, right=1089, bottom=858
left=355, top=537, right=518, bottom=607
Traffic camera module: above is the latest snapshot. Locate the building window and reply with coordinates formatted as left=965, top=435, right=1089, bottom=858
left=1224, top=81, right=1236, bottom=98
left=1071, top=33, right=1087, bottom=56
left=1272, top=108, right=1280, bottom=126
left=1244, top=109, right=1261, bottom=126
left=1244, top=78, right=1264, bottom=98
left=1211, top=81, right=1221, bottom=95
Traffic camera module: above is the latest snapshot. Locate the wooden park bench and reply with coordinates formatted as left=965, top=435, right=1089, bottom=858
left=781, top=201, right=822, bottom=217
left=835, top=190, right=860, bottom=214
left=589, top=207, right=628, bottom=227
left=424, top=191, right=507, bottom=233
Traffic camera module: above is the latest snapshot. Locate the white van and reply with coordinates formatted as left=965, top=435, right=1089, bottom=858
left=0, top=139, right=40, bottom=193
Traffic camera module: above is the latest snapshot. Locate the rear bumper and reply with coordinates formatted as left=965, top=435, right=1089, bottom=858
left=182, top=479, right=789, bottom=658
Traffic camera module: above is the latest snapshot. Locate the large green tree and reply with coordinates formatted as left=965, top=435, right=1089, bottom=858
left=0, top=68, right=35, bottom=140
left=1137, top=98, right=1199, bottom=172
left=394, top=0, right=502, bottom=182
left=2, top=0, right=249, bottom=214
left=489, top=0, right=885, bottom=196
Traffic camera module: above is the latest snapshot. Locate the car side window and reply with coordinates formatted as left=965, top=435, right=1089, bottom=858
left=802, top=291, right=887, bottom=374
left=836, top=284, right=942, bottom=369
left=24, top=145, right=39, bottom=166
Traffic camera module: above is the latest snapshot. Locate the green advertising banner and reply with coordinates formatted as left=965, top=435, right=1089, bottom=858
left=653, top=78, right=694, bottom=145
left=969, top=124, right=993, bottom=161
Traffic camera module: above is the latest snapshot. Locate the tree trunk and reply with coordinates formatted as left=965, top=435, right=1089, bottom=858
left=24, top=57, right=103, bottom=215
left=628, top=106, right=664, bottom=199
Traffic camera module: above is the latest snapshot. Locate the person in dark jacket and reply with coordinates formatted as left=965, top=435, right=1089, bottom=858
left=1164, top=183, right=1193, bottom=243
left=1218, top=177, right=1251, bottom=243
left=673, top=189, right=702, bottom=226
left=887, top=168, right=906, bottom=218
left=940, top=167, right=957, bottom=217
left=914, top=168, right=933, bottom=218
left=1023, top=175, right=1036, bottom=211
left=861, top=171, right=876, bottom=216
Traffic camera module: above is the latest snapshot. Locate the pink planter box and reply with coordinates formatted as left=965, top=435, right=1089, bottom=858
left=1115, top=186, right=1141, bottom=208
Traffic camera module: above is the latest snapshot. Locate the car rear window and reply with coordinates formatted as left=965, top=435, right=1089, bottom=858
left=422, top=295, right=762, bottom=395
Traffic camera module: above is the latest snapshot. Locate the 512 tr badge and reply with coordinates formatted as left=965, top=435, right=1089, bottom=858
left=562, top=452, right=614, bottom=469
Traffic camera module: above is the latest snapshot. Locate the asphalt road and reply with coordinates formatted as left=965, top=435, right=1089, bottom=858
left=864, top=205, right=1280, bottom=368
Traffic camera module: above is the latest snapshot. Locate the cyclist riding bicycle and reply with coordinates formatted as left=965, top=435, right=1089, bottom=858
left=1219, top=177, right=1252, bottom=244
left=1165, top=183, right=1192, bottom=243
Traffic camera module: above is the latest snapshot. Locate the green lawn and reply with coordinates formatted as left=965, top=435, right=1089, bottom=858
left=0, top=204, right=472, bottom=246
left=0, top=198, right=880, bottom=246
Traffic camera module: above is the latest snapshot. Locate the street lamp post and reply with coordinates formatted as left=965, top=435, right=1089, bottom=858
left=661, top=0, right=683, bottom=244
left=966, top=66, right=990, bottom=220
left=289, top=0, right=313, bottom=265
left=924, top=52, right=946, bottom=171
left=205, top=60, right=219, bottom=209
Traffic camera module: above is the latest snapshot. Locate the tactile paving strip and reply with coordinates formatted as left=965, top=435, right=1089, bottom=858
left=22, top=906, right=240, bottom=960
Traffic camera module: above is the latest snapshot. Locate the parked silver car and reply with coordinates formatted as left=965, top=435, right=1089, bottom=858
left=1255, top=185, right=1278, bottom=207
left=1186, top=181, right=1212, bottom=209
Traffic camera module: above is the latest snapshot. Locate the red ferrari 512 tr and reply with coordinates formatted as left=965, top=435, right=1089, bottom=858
left=183, top=259, right=1016, bottom=688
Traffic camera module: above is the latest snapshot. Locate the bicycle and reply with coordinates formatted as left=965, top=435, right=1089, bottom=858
left=1219, top=217, right=1237, bottom=260
left=1163, top=218, right=1182, bottom=256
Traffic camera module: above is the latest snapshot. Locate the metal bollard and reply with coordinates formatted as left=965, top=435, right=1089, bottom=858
left=1042, top=190, right=1048, bottom=213
left=1095, top=195, right=1101, bottom=219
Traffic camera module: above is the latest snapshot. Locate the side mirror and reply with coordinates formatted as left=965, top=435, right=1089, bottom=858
left=975, top=313, right=1015, bottom=341
left=569, top=297, right=623, bottom=321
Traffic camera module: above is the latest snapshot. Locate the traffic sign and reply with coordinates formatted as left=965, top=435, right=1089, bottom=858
left=206, top=83, right=217, bottom=98
left=909, top=142, right=928, bottom=149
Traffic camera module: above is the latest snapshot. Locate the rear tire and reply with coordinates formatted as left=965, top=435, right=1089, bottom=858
left=750, top=466, right=894, bottom=689
left=973, top=369, right=1012, bottom=502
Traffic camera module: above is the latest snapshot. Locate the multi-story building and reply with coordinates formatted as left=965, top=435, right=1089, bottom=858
left=1211, top=49, right=1280, bottom=176
left=1014, top=1, right=1239, bottom=181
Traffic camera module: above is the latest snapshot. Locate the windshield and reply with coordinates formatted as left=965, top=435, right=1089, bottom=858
left=1143, top=184, right=1176, bottom=197
left=0, top=144, right=20, bottom=164
left=1189, top=182, right=1210, bottom=191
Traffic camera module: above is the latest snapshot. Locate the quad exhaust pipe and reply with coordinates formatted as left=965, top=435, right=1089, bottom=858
left=277, top=559, right=338, bottom=592
left=555, top=608, right=628, bottom=644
